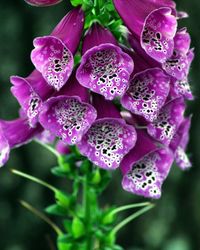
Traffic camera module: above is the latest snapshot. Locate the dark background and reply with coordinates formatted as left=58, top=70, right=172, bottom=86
left=0, top=1, right=200, bottom=250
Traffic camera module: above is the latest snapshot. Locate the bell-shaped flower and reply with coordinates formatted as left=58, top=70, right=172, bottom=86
left=56, top=141, right=71, bottom=155
left=168, top=77, right=193, bottom=101
left=170, top=117, right=192, bottom=170
left=31, top=7, right=84, bottom=91
left=24, top=0, right=62, bottom=7
left=121, top=131, right=174, bottom=199
left=121, top=68, right=170, bottom=122
left=77, top=94, right=137, bottom=170
left=39, top=73, right=97, bottom=145
left=147, top=97, right=185, bottom=145
left=76, top=23, right=134, bottom=100
left=0, top=118, right=43, bottom=167
left=10, top=70, right=54, bottom=127
left=113, top=0, right=177, bottom=63
left=162, top=28, right=194, bottom=80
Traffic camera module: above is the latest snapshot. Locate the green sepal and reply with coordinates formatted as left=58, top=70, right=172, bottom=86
left=72, top=217, right=85, bottom=239
left=63, top=219, right=73, bottom=234
left=51, top=166, right=68, bottom=177
left=55, top=190, right=71, bottom=208
left=57, top=234, right=73, bottom=250
left=101, top=207, right=117, bottom=225
left=70, top=0, right=83, bottom=7
left=104, top=232, right=116, bottom=246
left=80, top=159, right=92, bottom=173
left=90, top=168, right=101, bottom=184
left=45, top=204, right=68, bottom=216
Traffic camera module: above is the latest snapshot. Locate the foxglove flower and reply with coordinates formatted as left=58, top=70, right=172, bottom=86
left=0, top=118, right=42, bottom=167
left=147, top=97, right=185, bottom=145
left=121, top=68, right=170, bottom=122
left=39, top=73, right=97, bottom=145
left=121, top=143, right=174, bottom=199
left=24, top=0, right=62, bottom=7
left=77, top=94, right=137, bottom=169
left=162, top=28, right=194, bottom=80
left=31, top=7, right=84, bottom=91
left=76, top=23, right=134, bottom=100
left=113, top=0, right=177, bottom=63
left=168, top=77, right=193, bottom=101
left=170, top=117, right=192, bottom=170
left=11, top=70, right=54, bottom=127
left=56, top=141, right=70, bottom=155
left=128, top=32, right=194, bottom=100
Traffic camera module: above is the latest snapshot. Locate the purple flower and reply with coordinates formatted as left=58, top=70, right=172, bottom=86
left=170, top=117, right=192, bottom=170
left=10, top=70, right=54, bottom=127
left=56, top=141, right=70, bottom=155
left=113, top=0, right=177, bottom=63
left=147, top=97, right=185, bottom=145
left=24, top=0, right=62, bottom=7
left=121, top=68, right=170, bottom=122
left=162, top=28, right=194, bottom=80
left=121, top=145, right=174, bottom=199
left=39, top=73, right=97, bottom=145
left=168, top=77, right=193, bottom=101
left=76, top=23, right=134, bottom=100
left=121, top=129, right=174, bottom=199
left=0, top=118, right=42, bottom=167
left=31, top=7, right=84, bottom=91
left=77, top=94, right=137, bottom=169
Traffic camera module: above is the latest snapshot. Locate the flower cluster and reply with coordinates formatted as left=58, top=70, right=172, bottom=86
left=0, top=0, right=194, bottom=199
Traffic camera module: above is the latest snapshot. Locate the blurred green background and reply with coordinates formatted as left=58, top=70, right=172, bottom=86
left=0, top=0, right=200, bottom=249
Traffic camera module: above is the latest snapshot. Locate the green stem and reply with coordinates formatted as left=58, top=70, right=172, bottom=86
left=11, top=169, right=57, bottom=193
left=111, top=202, right=151, bottom=215
left=20, top=200, right=63, bottom=235
left=34, top=139, right=60, bottom=158
left=112, top=204, right=155, bottom=235
left=83, top=175, right=92, bottom=250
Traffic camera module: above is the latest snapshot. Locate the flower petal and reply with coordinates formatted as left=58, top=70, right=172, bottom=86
left=24, top=0, right=62, bottom=6
left=141, top=8, right=177, bottom=63
left=0, top=128, right=10, bottom=167
left=169, top=77, right=193, bottom=100
left=56, top=141, right=70, bottom=155
left=122, top=147, right=174, bottom=199
left=162, top=29, right=192, bottom=80
left=39, top=96, right=97, bottom=145
left=10, top=70, right=53, bottom=127
left=31, top=36, right=74, bottom=91
left=51, top=7, right=84, bottom=54
left=82, top=23, right=117, bottom=54
left=121, top=129, right=158, bottom=175
left=170, top=117, right=191, bottom=170
left=76, top=44, right=134, bottom=100
left=92, top=93, right=121, bottom=119
left=77, top=118, right=137, bottom=170
left=175, top=146, right=191, bottom=170
left=121, top=68, right=170, bottom=122
left=147, top=97, right=185, bottom=145
left=0, top=118, right=42, bottom=149
left=113, top=0, right=176, bottom=37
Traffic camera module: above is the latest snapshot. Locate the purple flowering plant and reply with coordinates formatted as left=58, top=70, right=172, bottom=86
left=0, top=0, right=194, bottom=249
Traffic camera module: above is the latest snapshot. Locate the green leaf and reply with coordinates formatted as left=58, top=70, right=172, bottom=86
left=72, top=217, right=85, bottom=239
left=45, top=204, right=68, bottom=216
